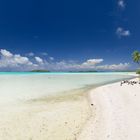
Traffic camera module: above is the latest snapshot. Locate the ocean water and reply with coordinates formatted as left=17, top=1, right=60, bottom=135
left=0, top=72, right=135, bottom=104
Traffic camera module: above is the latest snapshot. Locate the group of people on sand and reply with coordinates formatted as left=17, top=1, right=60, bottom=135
left=120, top=80, right=140, bottom=86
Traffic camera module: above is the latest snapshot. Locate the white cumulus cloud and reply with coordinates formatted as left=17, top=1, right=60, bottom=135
left=116, top=27, right=130, bottom=38
left=0, top=49, right=131, bottom=71
left=0, top=49, right=13, bottom=57
left=82, top=59, right=103, bottom=65
left=96, top=63, right=130, bottom=71
left=13, top=55, right=31, bottom=65
left=45, top=59, right=129, bottom=71
left=35, top=56, right=43, bottom=64
left=118, top=0, right=125, bottom=9
left=0, top=49, right=38, bottom=71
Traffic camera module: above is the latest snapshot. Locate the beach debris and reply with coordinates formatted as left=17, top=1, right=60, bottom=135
left=107, top=134, right=110, bottom=138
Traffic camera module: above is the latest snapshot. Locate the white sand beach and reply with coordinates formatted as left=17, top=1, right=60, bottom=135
left=78, top=77, right=140, bottom=140
left=0, top=73, right=137, bottom=140
left=0, top=91, right=91, bottom=140
left=0, top=0, right=139, bottom=138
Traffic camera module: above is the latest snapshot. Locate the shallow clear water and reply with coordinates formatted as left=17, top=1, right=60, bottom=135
left=0, top=72, right=135, bottom=104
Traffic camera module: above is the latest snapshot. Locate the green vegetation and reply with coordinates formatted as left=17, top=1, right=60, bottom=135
left=69, top=70, right=98, bottom=73
left=136, top=70, right=140, bottom=75
left=132, top=51, right=140, bottom=79
left=30, top=70, right=50, bottom=72
left=132, top=51, right=140, bottom=65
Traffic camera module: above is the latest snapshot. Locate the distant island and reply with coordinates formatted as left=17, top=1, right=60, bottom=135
left=30, top=70, right=50, bottom=72
left=30, top=70, right=136, bottom=73
left=69, top=70, right=98, bottom=73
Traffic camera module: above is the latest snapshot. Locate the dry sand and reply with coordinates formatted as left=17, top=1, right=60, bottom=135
left=0, top=90, right=91, bottom=140
left=78, top=78, right=140, bottom=140
left=0, top=75, right=139, bottom=140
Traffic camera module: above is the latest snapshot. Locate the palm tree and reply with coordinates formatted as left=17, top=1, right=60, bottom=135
left=132, top=51, right=140, bottom=65
left=132, top=51, right=140, bottom=80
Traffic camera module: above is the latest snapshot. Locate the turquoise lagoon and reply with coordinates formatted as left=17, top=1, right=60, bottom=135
left=0, top=72, right=135, bottom=104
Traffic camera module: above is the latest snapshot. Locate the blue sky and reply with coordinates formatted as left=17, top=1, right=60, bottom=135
left=0, top=0, right=139, bottom=71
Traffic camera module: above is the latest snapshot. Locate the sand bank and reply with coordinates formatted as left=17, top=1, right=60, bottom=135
left=78, top=78, right=140, bottom=140
left=0, top=90, right=91, bottom=140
